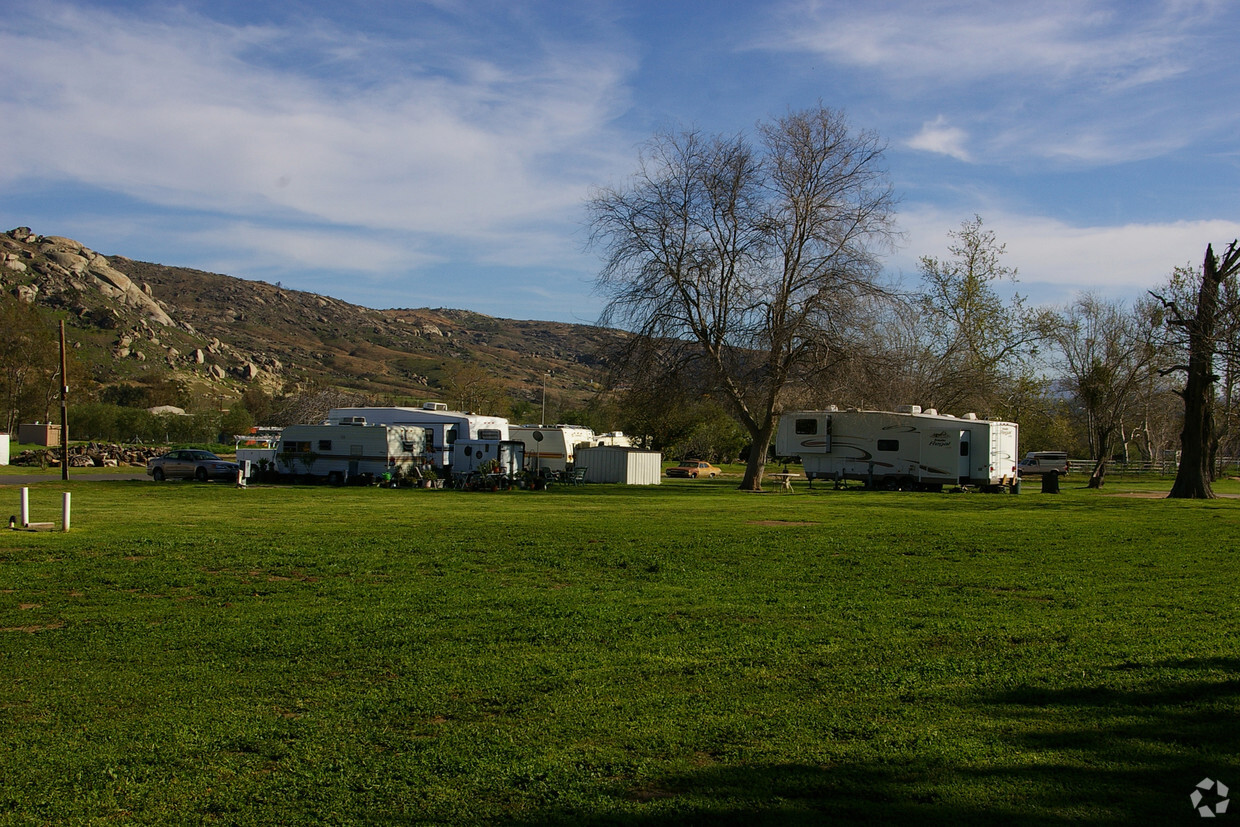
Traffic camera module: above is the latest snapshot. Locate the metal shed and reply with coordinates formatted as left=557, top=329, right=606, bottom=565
left=576, top=446, right=662, bottom=485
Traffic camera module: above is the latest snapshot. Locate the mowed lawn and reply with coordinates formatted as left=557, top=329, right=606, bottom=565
left=0, top=476, right=1236, bottom=825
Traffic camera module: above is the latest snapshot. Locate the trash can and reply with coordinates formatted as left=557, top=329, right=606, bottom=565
left=1041, top=470, right=1060, bottom=494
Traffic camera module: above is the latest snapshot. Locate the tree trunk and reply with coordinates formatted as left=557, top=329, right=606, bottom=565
left=1087, top=457, right=1107, bottom=489
left=1168, top=245, right=1224, bottom=499
left=739, top=419, right=775, bottom=491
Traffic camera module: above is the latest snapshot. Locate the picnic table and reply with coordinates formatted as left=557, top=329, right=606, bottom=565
left=769, top=472, right=801, bottom=492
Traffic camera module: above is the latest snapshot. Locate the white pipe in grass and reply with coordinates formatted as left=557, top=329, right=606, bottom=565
left=62, top=492, right=71, bottom=532
left=20, top=487, right=28, bottom=527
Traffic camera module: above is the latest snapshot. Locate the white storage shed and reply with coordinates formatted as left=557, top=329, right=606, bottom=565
left=576, top=446, right=662, bottom=485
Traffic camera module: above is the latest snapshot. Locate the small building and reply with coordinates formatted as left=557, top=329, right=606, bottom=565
left=576, top=446, right=662, bottom=485
left=18, top=423, right=61, bottom=446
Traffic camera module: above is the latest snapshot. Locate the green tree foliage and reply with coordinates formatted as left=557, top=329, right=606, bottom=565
left=916, top=215, right=1055, bottom=416
left=70, top=402, right=222, bottom=444
left=0, top=297, right=62, bottom=434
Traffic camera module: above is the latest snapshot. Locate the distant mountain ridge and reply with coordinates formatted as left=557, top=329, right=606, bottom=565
left=0, top=226, right=621, bottom=411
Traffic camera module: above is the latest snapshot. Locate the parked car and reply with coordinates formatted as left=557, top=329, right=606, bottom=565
left=666, top=459, right=722, bottom=479
left=1017, top=451, right=1069, bottom=476
left=147, top=449, right=240, bottom=482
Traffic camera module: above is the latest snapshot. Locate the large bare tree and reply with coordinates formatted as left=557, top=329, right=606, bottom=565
left=588, top=106, right=896, bottom=490
left=1054, top=294, right=1161, bottom=488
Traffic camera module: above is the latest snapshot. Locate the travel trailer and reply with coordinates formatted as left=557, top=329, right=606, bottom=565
left=776, top=406, right=1019, bottom=492
left=450, top=439, right=525, bottom=478
left=272, top=422, right=429, bottom=484
left=508, top=425, right=596, bottom=475
left=326, top=404, right=509, bottom=473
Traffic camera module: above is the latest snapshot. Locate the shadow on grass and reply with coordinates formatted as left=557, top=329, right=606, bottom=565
left=503, top=657, right=1238, bottom=826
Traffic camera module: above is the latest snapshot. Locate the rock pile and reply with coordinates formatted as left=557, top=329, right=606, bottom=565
left=10, top=444, right=165, bottom=468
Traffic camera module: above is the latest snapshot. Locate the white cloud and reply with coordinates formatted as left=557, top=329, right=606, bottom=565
left=895, top=205, right=1240, bottom=306
left=769, top=0, right=1196, bottom=89
left=760, top=0, right=1237, bottom=165
left=0, top=3, right=634, bottom=249
left=907, top=116, right=971, bottom=161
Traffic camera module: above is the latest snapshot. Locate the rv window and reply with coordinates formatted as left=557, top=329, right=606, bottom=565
left=424, top=429, right=434, bottom=447
left=286, top=441, right=311, bottom=453
left=794, top=418, right=818, bottom=435
left=960, top=442, right=970, bottom=456
left=446, top=428, right=457, bottom=444
left=478, top=429, right=501, bottom=441
left=877, top=439, right=899, bottom=452
left=318, top=440, right=332, bottom=451
left=402, top=441, right=416, bottom=452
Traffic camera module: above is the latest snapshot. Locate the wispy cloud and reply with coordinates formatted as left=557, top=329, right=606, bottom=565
left=0, top=2, right=634, bottom=255
left=760, top=0, right=1236, bottom=165
left=907, top=116, right=971, bottom=161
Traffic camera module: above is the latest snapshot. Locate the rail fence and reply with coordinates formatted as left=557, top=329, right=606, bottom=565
left=1065, top=457, right=1240, bottom=478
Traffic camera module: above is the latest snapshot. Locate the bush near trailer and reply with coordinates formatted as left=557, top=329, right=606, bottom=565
left=0, top=479, right=1237, bottom=824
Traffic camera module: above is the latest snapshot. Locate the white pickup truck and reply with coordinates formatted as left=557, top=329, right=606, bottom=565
left=1018, top=451, right=1069, bottom=475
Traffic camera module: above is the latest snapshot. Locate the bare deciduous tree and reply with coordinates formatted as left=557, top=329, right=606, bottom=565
left=588, top=106, right=896, bottom=490
left=444, top=362, right=507, bottom=415
left=1054, top=294, right=1161, bottom=488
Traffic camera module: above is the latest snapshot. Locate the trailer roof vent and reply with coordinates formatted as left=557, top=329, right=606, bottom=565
left=895, top=404, right=922, bottom=414
left=962, top=412, right=978, bottom=420
left=423, top=402, right=449, bottom=411
left=825, top=405, right=838, bottom=412
left=341, top=416, right=367, bottom=425
left=924, top=408, right=938, bottom=416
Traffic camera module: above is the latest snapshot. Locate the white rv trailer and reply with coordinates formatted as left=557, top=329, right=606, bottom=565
left=273, top=422, right=429, bottom=484
left=451, top=439, right=526, bottom=478
left=508, top=425, right=596, bottom=474
left=776, top=406, right=1019, bottom=491
left=326, top=404, right=509, bottom=473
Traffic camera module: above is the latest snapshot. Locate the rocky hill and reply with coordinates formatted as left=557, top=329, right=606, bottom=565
left=0, top=226, right=624, bottom=413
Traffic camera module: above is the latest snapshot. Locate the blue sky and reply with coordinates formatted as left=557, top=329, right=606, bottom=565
left=2, top=0, right=1238, bottom=323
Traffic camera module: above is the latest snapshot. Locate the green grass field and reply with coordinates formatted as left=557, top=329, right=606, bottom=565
left=0, top=475, right=1236, bottom=825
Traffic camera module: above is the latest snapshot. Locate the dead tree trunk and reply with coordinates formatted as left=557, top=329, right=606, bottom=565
left=1167, top=242, right=1240, bottom=498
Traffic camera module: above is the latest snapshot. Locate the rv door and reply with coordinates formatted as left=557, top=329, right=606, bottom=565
left=958, top=431, right=971, bottom=483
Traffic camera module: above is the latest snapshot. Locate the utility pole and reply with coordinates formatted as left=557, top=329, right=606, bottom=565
left=541, top=372, right=550, bottom=426
left=59, top=320, right=69, bottom=481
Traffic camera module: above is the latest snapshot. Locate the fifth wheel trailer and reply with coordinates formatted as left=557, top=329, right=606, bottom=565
left=776, top=406, right=1019, bottom=492
left=325, top=404, right=509, bottom=473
